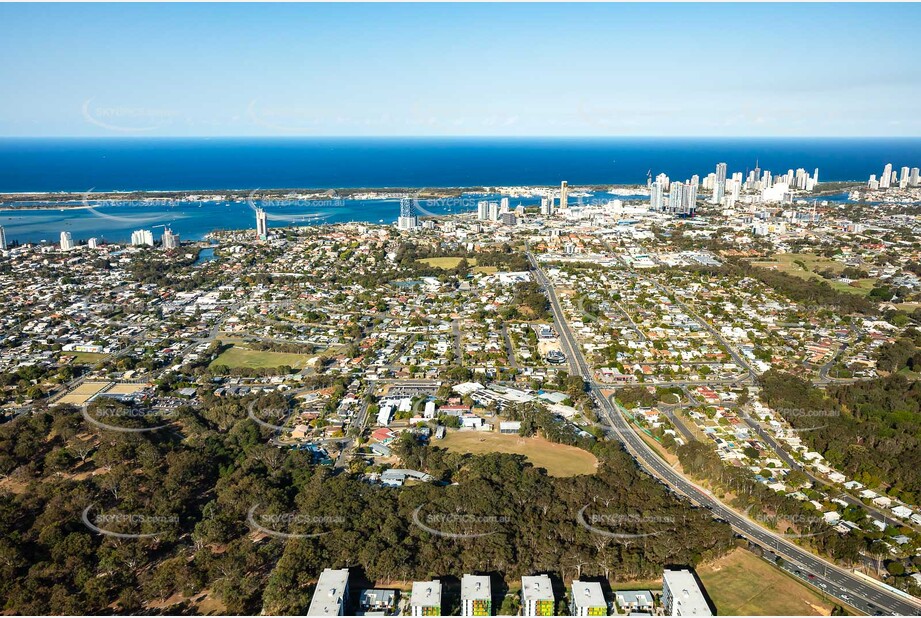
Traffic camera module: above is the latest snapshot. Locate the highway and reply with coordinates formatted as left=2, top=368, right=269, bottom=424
left=528, top=252, right=921, bottom=617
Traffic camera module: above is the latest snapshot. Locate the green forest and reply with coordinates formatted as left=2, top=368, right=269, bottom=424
left=759, top=370, right=921, bottom=504
left=0, top=394, right=732, bottom=614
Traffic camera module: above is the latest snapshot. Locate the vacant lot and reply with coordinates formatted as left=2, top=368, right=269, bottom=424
left=698, top=549, right=836, bottom=616
left=751, top=253, right=876, bottom=296
left=440, top=431, right=598, bottom=477
left=211, top=344, right=313, bottom=370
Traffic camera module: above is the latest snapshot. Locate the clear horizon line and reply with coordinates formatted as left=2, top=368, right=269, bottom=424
left=2, top=134, right=921, bottom=141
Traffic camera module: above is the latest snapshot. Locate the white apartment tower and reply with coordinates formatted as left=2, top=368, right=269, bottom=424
left=712, top=162, right=727, bottom=204
left=570, top=581, right=607, bottom=617
left=0, top=225, right=7, bottom=251
left=60, top=231, right=75, bottom=251
left=131, top=229, right=154, bottom=247
left=397, top=198, right=419, bottom=230
left=650, top=180, right=665, bottom=211
left=162, top=228, right=179, bottom=250
left=521, top=575, right=554, bottom=616
left=255, top=208, right=268, bottom=239
left=460, top=574, right=491, bottom=617
left=880, top=163, right=893, bottom=188
left=410, top=580, right=442, bottom=617
left=662, top=569, right=712, bottom=616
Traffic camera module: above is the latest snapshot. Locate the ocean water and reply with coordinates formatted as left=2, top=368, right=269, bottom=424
left=1, top=137, right=918, bottom=245
left=2, top=137, right=920, bottom=193
left=0, top=194, right=544, bottom=245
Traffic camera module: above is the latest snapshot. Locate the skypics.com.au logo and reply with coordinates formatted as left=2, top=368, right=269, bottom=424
left=246, top=504, right=345, bottom=540
left=576, top=505, right=677, bottom=541
left=82, top=504, right=179, bottom=539
left=411, top=504, right=512, bottom=539
left=745, top=407, right=841, bottom=434
left=246, top=189, right=335, bottom=226
left=82, top=404, right=176, bottom=433
left=82, top=100, right=178, bottom=133
left=246, top=402, right=293, bottom=433
left=745, top=508, right=833, bottom=540
left=81, top=189, right=172, bottom=227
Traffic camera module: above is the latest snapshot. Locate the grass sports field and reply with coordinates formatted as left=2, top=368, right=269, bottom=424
left=63, top=351, right=108, bottom=364
left=417, top=256, right=497, bottom=274
left=210, top=344, right=313, bottom=370
left=440, top=431, right=598, bottom=477
left=751, top=253, right=876, bottom=296
left=698, top=549, right=837, bottom=616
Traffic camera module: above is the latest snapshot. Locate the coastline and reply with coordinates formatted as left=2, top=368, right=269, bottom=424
left=0, top=184, right=646, bottom=210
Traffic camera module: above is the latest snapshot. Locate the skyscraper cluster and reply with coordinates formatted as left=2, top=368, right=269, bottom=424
left=669, top=180, right=698, bottom=215
left=868, top=163, right=919, bottom=190
left=649, top=173, right=697, bottom=215
left=477, top=200, right=498, bottom=222
left=706, top=162, right=818, bottom=205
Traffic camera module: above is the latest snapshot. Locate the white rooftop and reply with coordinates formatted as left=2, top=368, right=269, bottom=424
left=411, top=580, right=442, bottom=608
left=571, top=580, right=606, bottom=610
left=306, top=568, right=349, bottom=616
left=664, top=569, right=711, bottom=616
left=521, top=575, right=554, bottom=602
left=461, top=574, right=491, bottom=601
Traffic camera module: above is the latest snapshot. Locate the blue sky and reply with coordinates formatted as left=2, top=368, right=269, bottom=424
left=1, top=2, right=919, bottom=137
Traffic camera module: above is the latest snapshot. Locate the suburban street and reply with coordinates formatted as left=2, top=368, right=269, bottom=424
left=529, top=252, right=921, bottom=617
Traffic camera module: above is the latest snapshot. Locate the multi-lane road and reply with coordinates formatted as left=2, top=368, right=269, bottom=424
left=528, top=252, right=921, bottom=616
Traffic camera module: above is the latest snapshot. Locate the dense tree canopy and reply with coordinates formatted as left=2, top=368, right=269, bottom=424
left=0, top=393, right=733, bottom=614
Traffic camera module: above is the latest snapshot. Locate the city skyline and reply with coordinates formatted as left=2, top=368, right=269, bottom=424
left=1, top=3, right=920, bottom=138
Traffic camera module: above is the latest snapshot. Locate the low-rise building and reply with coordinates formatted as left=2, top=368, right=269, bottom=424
left=616, top=589, right=655, bottom=614
left=411, top=580, right=442, bottom=617
left=521, top=574, right=555, bottom=616
left=662, top=569, right=711, bottom=616
left=570, top=580, right=607, bottom=617
left=357, top=588, right=396, bottom=615
left=306, top=568, right=350, bottom=616
left=461, top=574, right=492, bottom=616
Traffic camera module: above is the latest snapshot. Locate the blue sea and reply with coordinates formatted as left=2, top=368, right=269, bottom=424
left=3, top=137, right=921, bottom=192
left=1, top=137, right=919, bottom=245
